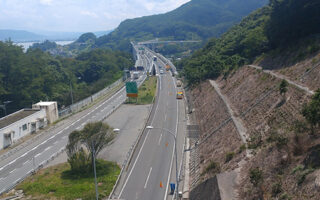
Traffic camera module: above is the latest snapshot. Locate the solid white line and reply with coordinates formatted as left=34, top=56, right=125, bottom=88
left=9, top=169, right=16, bottom=174
left=119, top=76, right=162, bottom=198
left=23, top=160, right=29, bottom=166
left=35, top=153, right=41, bottom=158
left=163, top=76, right=179, bottom=200
left=144, top=167, right=153, bottom=189
left=20, top=152, right=28, bottom=157
left=8, top=158, right=17, bottom=165
left=31, top=145, right=39, bottom=151
left=119, top=129, right=150, bottom=197
left=44, top=146, right=52, bottom=151
left=158, top=134, right=163, bottom=146
left=40, top=140, right=48, bottom=146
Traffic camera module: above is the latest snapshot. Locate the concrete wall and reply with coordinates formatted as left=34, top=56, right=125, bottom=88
left=33, top=102, right=59, bottom=124
left=189, top=176, right=221, bottom=200
left=0, top=109, right=47, bottom=150
left=59, top=79, right=123, bottom=118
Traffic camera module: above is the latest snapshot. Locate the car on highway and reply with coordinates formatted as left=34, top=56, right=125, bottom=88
left=160, top=69, right=164, bottom=74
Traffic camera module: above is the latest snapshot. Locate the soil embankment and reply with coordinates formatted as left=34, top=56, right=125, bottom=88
left=189, top=57, right=320, bottom=199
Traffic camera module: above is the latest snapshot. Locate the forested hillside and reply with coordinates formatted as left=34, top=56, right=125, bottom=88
left=94, top=0, right=267, bottom=51
left=0, top=41, right=133, bottom=117
left=179, top=0, right=320, bottom=84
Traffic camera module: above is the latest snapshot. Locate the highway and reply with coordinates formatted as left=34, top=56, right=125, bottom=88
left=117, top=47, right=186, bottom=200
left=0, top=48, right=148, bottom=195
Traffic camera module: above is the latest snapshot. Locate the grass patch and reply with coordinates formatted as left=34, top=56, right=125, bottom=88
left=128, top=76, right=157, bottom=105
left=17, top=159, right=120, bottom=200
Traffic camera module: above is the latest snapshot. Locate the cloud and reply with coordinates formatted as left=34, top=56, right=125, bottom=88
left=39, top=0, right=53, bottom=6
left=0, top=0, right=191, bottom=32
left=80, top=11, right=98, bottom=18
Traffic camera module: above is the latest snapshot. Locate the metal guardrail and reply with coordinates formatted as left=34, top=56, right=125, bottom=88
left=59, top=79, right=123, bottom=117
left=108, top=74, right=156, bottom=200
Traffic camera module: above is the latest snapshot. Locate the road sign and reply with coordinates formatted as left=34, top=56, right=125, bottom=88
left=126, top=81, right=138, bottom=97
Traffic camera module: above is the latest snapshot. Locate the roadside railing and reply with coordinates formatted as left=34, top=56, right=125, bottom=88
left=59, top=79, right=123, bottom=117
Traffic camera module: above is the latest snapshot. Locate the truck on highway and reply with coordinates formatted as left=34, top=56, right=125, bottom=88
left=133, top=71, right=139, bottom=79
left=176, top=80, right=182, bottom=87
left=165, top=64, right=171, bottom=71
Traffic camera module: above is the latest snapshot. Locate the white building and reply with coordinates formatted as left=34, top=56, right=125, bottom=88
left=32, top=101, right=59, bottom=124
left=0, top=109, right=47, bottom=150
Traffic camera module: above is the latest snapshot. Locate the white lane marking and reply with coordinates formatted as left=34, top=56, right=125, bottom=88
left=21, top=152, right=28, bottom=157
left=40, top=140, right=48, bottom=146
left=0, top=177, right=3, bottom=181
left=158, top=134, right=163, bottom=146
left=15, top=177, right=21, bottom=183
left=44, top=146, right=52, bottom=151
left=8, top=158, right=17, bottom=165
left=144, top=167, right=153, bottom=189
left=164, top=114, right=167, bottom=121
left=9, top=169, right=16, bottom=174
left=62, top=136, right=67, bottom=139
left=119, top=75, right=161, bottom=198
left=118, top=129, right=151, bottom=196
left=35, top=153, right=41, bottom=158
left=53, top=141, right=58, bottom=145
left=23, top=160, right=29, bottom=166
left=81, top=122, right=86, bottom=126
left=31, top=145, right=39, bottom=151
left=163, top=75, right=179, bottom=200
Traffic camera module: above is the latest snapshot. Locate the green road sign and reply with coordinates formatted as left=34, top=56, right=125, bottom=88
left=126, top=81, right=138, bottom=94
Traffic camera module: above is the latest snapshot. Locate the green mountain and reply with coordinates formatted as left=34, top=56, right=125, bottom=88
left=180, top=0, right=320, bottom=84
left=0, top=30, right=46, bottom=42
left=95, top=0, right=268, bottom=51
left=0, top=41, right=133, bottom=116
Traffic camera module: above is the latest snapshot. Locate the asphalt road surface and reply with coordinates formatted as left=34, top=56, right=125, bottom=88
left=117, top=49, right=185, bottom=200
left=0, top=49, right=148, bottom=195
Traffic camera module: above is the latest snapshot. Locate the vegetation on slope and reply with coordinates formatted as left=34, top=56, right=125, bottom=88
left=0, top=41, right=134, bottom=117
left=180, top=0, right=320, bottom=85
left=94, top=0, right=267, bottom=51
left=17, top=160, right=119, bottom=200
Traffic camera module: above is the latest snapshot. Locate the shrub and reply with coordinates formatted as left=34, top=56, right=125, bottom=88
left=204, top=161, right=220, bottom=174
left=225, top=152, right=235, bottom=163
left=267, top=131, right=288, bottom=148
left=271, top=182, right=282, bottom=197
left=239, top=144, right=247, bottom=153
left=279, top=192, right=291, bottom=200
left=248, top=133, right=262, bottom=149
left=249, top=167, right=263, bottom=186
left=302, top=89, right=320, bottom=133
left=279, top=79, right=289, bottom=96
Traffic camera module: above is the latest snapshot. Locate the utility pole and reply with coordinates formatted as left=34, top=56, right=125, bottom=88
left=0, top=101, right=12, bottom=116
left=92, top=141, right=99, bottom=200
left=70, top=81, right=74, bottom=105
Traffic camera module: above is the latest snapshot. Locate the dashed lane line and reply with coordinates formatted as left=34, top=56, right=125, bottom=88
left=144, top=167, right=153, bottom=189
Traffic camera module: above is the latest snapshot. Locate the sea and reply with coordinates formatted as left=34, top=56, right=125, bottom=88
left=14, top=40, right=74, bottom=52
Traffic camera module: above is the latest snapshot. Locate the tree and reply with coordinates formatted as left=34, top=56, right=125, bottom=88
left=66, top=122, right=116, bottom=172
left=279, top=79, right=288, bottom=96
left=81, top=122, right=115, bottom=158
left=302, top=89, right=320, bottom=133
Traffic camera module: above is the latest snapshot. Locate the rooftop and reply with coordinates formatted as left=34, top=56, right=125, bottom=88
left=34, top=101, right=56, bottom=106
left=0, top=109, right=40, bottom=129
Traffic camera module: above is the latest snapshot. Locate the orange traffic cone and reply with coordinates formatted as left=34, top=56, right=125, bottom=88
left=160, top=181, right=163, bottom=188
left=166, top=142, right=168, bottom=147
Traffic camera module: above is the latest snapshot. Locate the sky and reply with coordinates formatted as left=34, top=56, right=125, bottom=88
left=0, top=0, right=190, bottom=32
